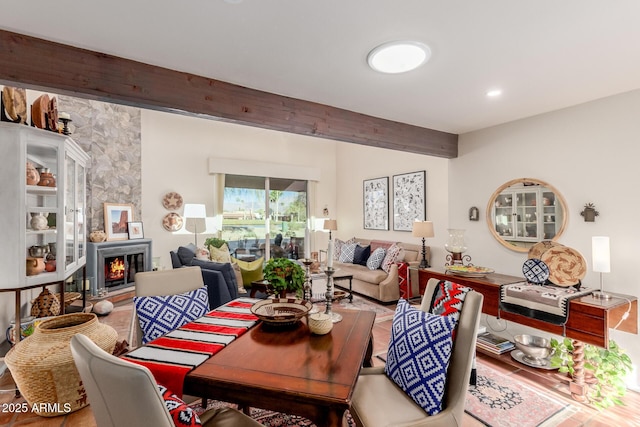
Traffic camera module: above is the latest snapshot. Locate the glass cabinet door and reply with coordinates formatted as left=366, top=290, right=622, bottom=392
left=514, top=190, right=538, bottom=241
left=492, top=193, right=514, bottom=238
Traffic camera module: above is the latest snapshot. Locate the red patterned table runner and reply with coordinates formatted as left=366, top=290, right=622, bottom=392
left=123, top=298, right=259, bottom=396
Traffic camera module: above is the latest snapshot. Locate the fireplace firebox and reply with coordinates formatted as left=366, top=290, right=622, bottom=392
left=87, top=239, right=152, bottom=295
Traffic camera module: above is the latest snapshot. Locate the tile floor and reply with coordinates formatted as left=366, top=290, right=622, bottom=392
left=1, top=297, right=639, bottom=426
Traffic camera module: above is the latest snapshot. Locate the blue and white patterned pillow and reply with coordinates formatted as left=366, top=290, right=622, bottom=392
left=366, top=247, right=387, bottom=270
left=384, top=299, right=456, bottom=415
left=134, top=287, right=209, bottom=345
left=338, top=243, right=358, bottom=263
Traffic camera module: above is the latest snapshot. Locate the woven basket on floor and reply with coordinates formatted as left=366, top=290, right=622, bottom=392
left=4, top=313, right=117, bottom=417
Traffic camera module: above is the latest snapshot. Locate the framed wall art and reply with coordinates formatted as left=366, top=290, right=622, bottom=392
left=127, top=221, right=144, bottom=239
left=393, top=171, right=426, bottom=231
left=104, top=203, right=134, bottom=241
left=363, top=177, right=389, bottom=230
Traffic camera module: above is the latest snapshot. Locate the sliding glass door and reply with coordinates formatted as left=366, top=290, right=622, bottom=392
left=222, top=174, right=307, bottom=260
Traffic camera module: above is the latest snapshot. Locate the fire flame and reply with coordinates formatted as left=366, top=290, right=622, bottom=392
left=108, top=258, right=125, bottom=280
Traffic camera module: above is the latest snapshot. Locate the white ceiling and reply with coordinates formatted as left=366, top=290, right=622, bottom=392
left=2, top=0, right=640, bottom=134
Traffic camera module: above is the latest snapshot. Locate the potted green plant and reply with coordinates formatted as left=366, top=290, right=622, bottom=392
left=550, top=338, right=632, bottom=409
left=263, top=258, right=305, bottom=297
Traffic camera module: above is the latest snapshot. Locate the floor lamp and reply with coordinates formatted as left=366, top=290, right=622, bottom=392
left=591, top=236, right=611, bottom=300
left=412, top=220, right=434, bottom=269
left=183, top=203, right=207, bottom=247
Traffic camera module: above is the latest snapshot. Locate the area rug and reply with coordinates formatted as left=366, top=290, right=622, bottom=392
left=332, top=293, right=396, bottom=323
left=465, top=362, right=575, bottom=427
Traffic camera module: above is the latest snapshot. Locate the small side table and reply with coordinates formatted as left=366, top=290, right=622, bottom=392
left=249, top=280, right=274, bottom=298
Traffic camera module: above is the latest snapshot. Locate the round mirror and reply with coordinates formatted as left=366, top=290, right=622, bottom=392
left=486, top=178, right=568, bottom=253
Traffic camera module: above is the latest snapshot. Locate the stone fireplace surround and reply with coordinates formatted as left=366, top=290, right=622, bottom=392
left=87, top=239, right=152, bottom=295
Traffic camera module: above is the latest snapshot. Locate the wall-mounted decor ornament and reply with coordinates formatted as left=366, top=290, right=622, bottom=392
left=162, top=212, right=183, bottom=232
left=162, top=192, right=183, bottom=210
left=580, top=203, right=599, bottom=222
left=469, top=206, right=479, bottom=221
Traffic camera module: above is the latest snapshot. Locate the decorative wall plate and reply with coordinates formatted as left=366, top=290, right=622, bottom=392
left=162, top=192, right=183, bottom=210
left=2, top=86, right=27, bottom=123
left=541, top=246, right=587, bottom=287
left=162, top=212, right=183, bottom=232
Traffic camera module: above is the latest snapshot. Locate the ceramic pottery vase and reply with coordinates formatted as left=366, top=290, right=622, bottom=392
left=37, top=168, right=56, bottom=187
left=26, top=257, right=45, bottom=276
left=89, top=230, right=107, bottom=243
left=30, top=213, right=49, bottom=230
left=26, top=162, right=40, bottom=185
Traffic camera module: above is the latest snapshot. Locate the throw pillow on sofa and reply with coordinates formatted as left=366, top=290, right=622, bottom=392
left=339, top=243, right=358, bottom=263
left=176, top=245, right=197, bottom=266
left=334, top=237, right=356, bottom=261
left=366, top=247, right=386, bottom=270
left=209, top=243, right=231, bottom=263
left=353, top=244, right=371, bottom=266
left=381, top=244, right=401, bottom=273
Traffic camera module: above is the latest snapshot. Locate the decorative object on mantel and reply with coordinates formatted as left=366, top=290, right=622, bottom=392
left=89, top=229, right=107, bottom=243
left=412, top=220, right=434, bottom=268
left=469, top=206, right=479, bottom=221
left=1, top=86, right=27, bottom=124
left=58, top=112, right=72, bottom=135
left=591, top=236, right=611, bottom=300
left=103, top=203, right=134, bottom=241
left=162, top=191, right=183, bottom=210
left=162, top=212, right=183, bottom=231
left=445, top=228, right=472, bottom=266
left=580, top=203, right=599, bottom=222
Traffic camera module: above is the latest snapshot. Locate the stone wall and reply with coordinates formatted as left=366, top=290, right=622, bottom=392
left=58, top=95, right=142, bottom=233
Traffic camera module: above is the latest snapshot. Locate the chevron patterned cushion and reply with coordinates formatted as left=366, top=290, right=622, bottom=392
left=385, top=299, right=456, bottom=415
left=429, top=280, right=471, bottom=326
left=134, top=287, right=209, bottom=345
left=158, top=384, right=202, bottom=426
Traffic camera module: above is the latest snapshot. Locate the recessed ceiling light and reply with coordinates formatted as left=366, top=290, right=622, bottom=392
left=486, top=89, right=502, bottom=97
left=367, top=41, right=431, bottom=74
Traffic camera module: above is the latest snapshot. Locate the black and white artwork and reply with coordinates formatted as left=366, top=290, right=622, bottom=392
left=363, top=177, right=389, bottom=230
left=393, top=171, right=426, bottom=231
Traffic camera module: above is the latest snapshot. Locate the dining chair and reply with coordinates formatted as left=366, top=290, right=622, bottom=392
left=70, top=334, right=263, bottom=427
left=349, top=278, right=483, bottom=427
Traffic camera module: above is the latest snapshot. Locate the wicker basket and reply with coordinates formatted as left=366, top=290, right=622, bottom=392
left=308, top=313, right=333, bottom=335
left=4, top=313, right=117, bottom=416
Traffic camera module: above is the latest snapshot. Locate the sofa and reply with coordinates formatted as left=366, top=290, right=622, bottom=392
left=332, top=237, right=427, bottom=303
left=169, top=244, right=239, bottom=309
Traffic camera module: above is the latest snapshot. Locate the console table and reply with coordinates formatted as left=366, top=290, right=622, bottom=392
left=414, top=268, right=637, bottom=348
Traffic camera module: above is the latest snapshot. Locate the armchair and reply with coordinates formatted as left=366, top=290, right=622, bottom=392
left=70, top=334, right=262, bottom=427
left=349, top=278, right=483, bottom=427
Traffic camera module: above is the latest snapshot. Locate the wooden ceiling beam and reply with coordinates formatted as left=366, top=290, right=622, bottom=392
left=0, top=30, right=457, bottom=158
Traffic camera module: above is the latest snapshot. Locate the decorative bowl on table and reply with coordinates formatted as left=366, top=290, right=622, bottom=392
left=251, top=298, right=312, bottom=327
left=308, top=313, right=333, bottom=335
left=445, top=265, right=494, bottom=278
left=513, top=334, right=551, bottom=366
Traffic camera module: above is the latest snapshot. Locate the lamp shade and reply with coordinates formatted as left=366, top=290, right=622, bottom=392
left=412, top=221, right=434, bottom=238
left=183, top=203, right=206, bottom=218
left=323, top=219, right=337, bottom=231
left=592, top=236, right=610, bottom=273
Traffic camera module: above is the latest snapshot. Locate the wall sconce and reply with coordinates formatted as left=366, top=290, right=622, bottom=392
left=580, top=203, right=599, bottom=222
left=469, top=206, right=479, bottom=221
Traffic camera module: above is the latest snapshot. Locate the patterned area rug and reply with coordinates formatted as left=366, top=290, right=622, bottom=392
left=466, top=363, right=575, bottom=427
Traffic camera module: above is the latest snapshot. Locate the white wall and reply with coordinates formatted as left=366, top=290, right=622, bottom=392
left=450, top=89, right=640, bottom=390
left=140, top=110, right=338, bottom=270
left=334, top=143, right=450, bottom=264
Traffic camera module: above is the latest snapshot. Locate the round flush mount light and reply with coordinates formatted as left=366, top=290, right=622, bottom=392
left=486, top=89, right=503, bottom=97
left=367, top=41, right=431, bottom=74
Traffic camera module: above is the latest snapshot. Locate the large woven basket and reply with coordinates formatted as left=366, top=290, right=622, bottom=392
left=4, top=313, right=117, bottom=417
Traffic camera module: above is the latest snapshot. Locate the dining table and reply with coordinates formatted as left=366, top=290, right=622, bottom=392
left=183, top=309, right=376, bottom=427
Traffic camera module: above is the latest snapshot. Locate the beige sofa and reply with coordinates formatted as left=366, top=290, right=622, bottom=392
left=332, top=238, right=428, bottom=303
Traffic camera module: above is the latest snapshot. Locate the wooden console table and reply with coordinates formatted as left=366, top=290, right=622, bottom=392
left=415, top=268, right=637, bottom=348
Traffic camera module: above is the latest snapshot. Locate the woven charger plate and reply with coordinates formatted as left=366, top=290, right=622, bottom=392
left=540, top=246, right=587, bottom=287
left=251, top=298, right=312, bottom=326
left=527, top=240, right=562, bottom=259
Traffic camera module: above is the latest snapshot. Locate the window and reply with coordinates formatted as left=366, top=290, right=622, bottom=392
left=222, top=174, right=307, bottom=260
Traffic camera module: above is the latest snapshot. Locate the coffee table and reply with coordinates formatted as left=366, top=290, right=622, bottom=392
left=184, top=309, right=375, bottom=427
left=311, top=272, right=354, bottom=302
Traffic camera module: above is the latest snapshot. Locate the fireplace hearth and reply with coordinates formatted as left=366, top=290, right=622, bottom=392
left=87, top=239, right=152, bottom=295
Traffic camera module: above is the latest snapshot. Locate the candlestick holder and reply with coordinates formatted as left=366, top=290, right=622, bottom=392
left=300, top=258, right=314, bottom=300
left=59, top=117, right=72, bottom=135
left=324, top=267, right=342, bottom=323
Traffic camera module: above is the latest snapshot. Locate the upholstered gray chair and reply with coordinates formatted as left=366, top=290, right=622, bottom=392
left=349, top=278, right=483, bottom=427
left=70, top=334, right=262, bottom=427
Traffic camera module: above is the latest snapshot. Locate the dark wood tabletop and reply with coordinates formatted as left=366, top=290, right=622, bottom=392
left=183, top=309, right=376, bottom=427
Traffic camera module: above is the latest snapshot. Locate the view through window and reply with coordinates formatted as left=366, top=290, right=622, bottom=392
left=222, top=174, right=308, bottom=259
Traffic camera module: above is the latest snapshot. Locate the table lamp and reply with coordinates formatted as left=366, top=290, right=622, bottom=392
left=183, top=203, right=207, bottom=247
left=412, top=220, right=434, bottom=269
left=323, top=219, right=337, bottom=240
left=591, top=236, right=611, bottom=300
